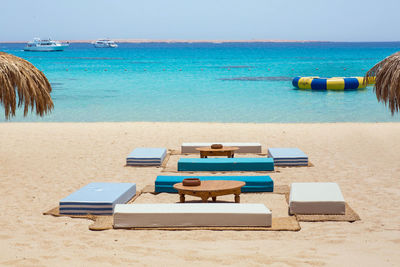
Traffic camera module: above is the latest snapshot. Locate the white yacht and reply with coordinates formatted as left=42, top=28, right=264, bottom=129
left=24, top=38, right=69, bottom=52
left=93, top=39, right=118, bottom=48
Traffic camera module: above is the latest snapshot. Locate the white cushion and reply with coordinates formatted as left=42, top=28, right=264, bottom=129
left=113, top=203, right=271, bottom=228
left=181, top=143, right=262, bottom=153
left=289, top=183, right=345, bottom=215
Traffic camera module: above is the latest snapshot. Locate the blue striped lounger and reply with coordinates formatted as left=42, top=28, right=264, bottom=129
left=155, top=175, right=274, bottom=193
left=267, top=148, right=308, bottom=166
left=126, top=148, right=167, bottom=166
left=59, top=182, right=136, bottom=215
left=177, top=158, right=274, bottom=171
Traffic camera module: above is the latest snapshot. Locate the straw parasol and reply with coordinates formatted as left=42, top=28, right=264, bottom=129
left=0, top=51, right=53, bottom=119
left=365, top=51, right=400, bottom=114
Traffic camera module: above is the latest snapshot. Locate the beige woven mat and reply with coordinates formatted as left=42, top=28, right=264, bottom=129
left=295, top=203, right=360, bottom=222
left=43, top=185, right=301, bottom=231
left=44, top=206, right=300, bottom=231
left=282, top=189, right=360, bottom=222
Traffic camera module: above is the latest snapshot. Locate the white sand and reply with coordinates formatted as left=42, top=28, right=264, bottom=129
left=0, top=122, right=399, bottom=266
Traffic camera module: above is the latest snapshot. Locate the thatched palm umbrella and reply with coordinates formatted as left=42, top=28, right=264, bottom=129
left=0, top=51, right=53, bottom=119
left=365, top=51, right=400, bottom=114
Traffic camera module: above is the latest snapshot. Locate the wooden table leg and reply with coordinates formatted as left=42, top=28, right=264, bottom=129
left=200, top=195, right=209, bottom=202
left=179, top=194, right=185, bottom=203
left=234, top=194, right=240, bottom=203
left=212, top=196, right=217, bottom=202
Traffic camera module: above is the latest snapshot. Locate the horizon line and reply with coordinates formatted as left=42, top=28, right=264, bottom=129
left=1, top=39, right=400, bottom=44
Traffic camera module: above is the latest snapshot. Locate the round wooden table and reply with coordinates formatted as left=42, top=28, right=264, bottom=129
left=195, top=146, right=239, bottom=158
left=173, top=180, right=245, bottom=203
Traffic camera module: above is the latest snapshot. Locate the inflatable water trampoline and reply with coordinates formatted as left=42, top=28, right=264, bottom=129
left=292, top=76, right=374, bottom=90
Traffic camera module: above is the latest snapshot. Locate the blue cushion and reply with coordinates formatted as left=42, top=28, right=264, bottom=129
left=268, top=148, right=308, bottom=166
left=178, top=158, right=274, bottom=171
left=60, top=182, right=136, bottom=215
left=126, top=148, right=167, bottom=166
left=268, top=148, right=308, bottom=159
left=155, top=175, right=274, bottom=193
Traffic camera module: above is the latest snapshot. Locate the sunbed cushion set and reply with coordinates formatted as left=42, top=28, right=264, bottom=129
left=155, top=175, right=274, bottom=193
left=59, top=182, right=137, bottom=215
left=59, top=143, right=345, bottom=228
left=126, top=148, right=167, bottom=166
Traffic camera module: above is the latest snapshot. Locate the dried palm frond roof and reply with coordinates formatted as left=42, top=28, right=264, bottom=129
left=0, top=51, right=53, bottom=119
left=365, top=51, right=400, bottom=114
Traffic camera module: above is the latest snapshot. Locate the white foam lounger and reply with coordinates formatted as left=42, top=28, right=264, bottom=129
left=289, top=183, right=345, bottom=215
left=113, top=203, right=272, bottom=228
left=126, top=148, right=167, bottom=166
left=181, top=143, right=262, bottom=153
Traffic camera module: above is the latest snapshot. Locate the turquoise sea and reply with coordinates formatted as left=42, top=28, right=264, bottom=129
left=2, top=42, right=400, bottom=122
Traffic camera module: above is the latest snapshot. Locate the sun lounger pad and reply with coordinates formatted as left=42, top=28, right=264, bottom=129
left=289, top=183, right=345, bottom=215
left=268, top=148, right=308, bottom=166
left=155, top=175, right=274, bottom=193
left=113, top=203, right=272, bottom=228
left=178, top=158, right=274, bottom=171
left=60, top=182, right=136, bottom=215
left=126, top=148, right=167, bottom=166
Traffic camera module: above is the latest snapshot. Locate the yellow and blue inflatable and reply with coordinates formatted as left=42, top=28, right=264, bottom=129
left=292, top=77, right=373, bottom=90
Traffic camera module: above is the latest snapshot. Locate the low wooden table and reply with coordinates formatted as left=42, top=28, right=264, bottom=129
left=173, top=180, right=245, bottom=203
left=195, top=146, right=239, bottom=158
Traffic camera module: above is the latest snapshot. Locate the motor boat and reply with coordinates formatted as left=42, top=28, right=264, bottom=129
left=93, top=39, right=118, bottom=48
left=24, top=38, right=69, bottom=52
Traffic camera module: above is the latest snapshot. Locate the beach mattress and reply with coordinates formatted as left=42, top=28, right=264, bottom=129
left=268, top=148, right=308, bottom=166
left=155, top=175, right=274, bottom=193
left=59, top=182, right=136, bottom=215
left=126, top=148, right=167, bottom=166
left=289, top=183, right=345, bottom=215
left=113, top=203, right=272, bottom=228
left=181, top=143, right=262, bottom=153
left=178, top=158, right=274, bottom=171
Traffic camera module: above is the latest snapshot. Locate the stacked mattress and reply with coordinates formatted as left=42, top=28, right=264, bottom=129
left=267, top=148, right=308, bottom=166
left=181, top=142, right=262, bottom=153
left=178, top=158, right=274, bottom=171
left=126, top=148, right=167, bottom=166
left=155, top=175, right=274, bottom=193
left=289, top=182, right=345, bottom=215
left=113, top=203, right=272, bottom=228
left=59, top=182, right=136, bottom=215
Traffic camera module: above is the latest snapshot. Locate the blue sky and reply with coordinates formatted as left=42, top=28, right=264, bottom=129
left=2, top=0, right=399, bottom=42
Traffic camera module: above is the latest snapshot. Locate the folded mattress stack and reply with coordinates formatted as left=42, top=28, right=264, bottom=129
left=289, top=182, right=345, bottom=215
left=59, top=182, right=136, bottom=215
left=155, top=175, right=274, bottom=193
left=178, top=158, right=274, bottom=171
left=267, top=148, right=308, bottom=166
left=126, top=148, right=167, bottom=166
left=181, top=142, right=262, bottom=153
left=113, top=203, right=272, bottom=228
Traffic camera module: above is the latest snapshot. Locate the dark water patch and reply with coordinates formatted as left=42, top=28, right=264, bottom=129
left=48, top=56, right=124, bottom=60
left=53, top=61, right=73, bottom=64
left=131, top=61, right=162, bottom=64
left=52, top=94, right=117, bottom=100
left=50, top=82, right=63, bottom=86
left=219, top=65, right=254, bottom=69
left=219, top=76, right=292, bottom=81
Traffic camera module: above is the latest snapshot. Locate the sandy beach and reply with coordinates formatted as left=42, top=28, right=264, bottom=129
left=0, top=122, right=399, bottom=266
